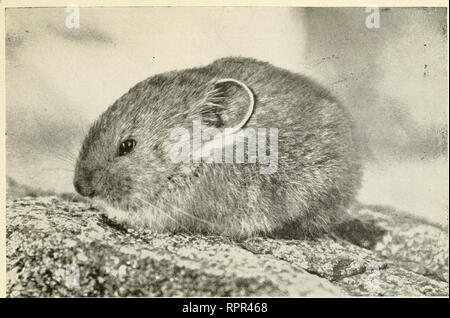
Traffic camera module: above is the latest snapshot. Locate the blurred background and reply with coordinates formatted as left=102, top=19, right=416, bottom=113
left=5, top=7, right=448, bottom=225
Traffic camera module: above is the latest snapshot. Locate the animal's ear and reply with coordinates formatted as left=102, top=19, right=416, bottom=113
left=191, top=78, right=255, bottom=133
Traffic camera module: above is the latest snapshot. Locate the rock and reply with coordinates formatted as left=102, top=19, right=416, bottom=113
left=6, top=197, right=448, bottom=297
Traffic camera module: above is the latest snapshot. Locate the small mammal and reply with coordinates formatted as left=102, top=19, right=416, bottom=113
left=74, top=57, right=361, bottom=238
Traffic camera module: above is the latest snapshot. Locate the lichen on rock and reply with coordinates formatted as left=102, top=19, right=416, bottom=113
left=6, top=197, right=449, bottom=297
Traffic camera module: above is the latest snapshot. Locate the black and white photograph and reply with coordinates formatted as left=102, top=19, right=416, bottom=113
left=1, top=0, right=449, bottom=300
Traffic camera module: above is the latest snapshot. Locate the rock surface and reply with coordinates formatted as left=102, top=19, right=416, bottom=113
left=6, top=197, right=449, bottom=297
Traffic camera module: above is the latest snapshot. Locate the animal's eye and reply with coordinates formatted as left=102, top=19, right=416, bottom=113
left=118, top=139, right=136, bottom=156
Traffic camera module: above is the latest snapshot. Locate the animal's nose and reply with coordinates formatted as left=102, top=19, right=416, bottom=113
left=74, top=180, right=82, bottom=194
left=73, top=179, right=96, bottom=198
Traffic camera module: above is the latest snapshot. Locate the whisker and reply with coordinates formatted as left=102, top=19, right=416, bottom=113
left=136, top=197, right=193, bottom=234
left=157, top=197, right=224, bottom=233
left=39, top=167, right=75, bottom=172
left=90, top=172, right=107, bottom=194
left=34, top=148, right=75, bottom=166
left=80, top=123, right=87, bottom=138
left=30, top=113, right=79, bottom=162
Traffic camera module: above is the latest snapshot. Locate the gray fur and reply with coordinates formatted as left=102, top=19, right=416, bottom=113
left=74, top=57, right=362, bottom=238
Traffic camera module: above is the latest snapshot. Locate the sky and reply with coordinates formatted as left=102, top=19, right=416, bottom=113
left=5, top=7, right=448, bottom=224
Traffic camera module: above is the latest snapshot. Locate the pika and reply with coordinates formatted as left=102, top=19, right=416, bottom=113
left=74, top=57, right=362, bottom=239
